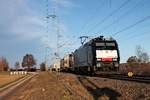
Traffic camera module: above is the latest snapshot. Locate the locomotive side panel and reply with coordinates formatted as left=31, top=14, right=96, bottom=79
left=73, top=36, right=120, bottom=72
left=74, top=43, right=93, bottom=68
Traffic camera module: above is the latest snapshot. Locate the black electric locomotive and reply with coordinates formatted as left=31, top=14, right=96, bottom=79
left=72, top=36, right=120, bottom=73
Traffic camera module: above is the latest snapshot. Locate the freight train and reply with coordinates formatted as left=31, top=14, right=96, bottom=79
left=60, top=54, right=74, bottom=72
left=51, top=59, right=61, bottom=71
left=51, top=36, right=120, bottom=73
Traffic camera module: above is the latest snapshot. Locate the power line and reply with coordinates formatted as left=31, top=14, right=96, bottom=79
left=97, top=0, right=144, bottom=34
left=112, top=16, right=150, bottom=36
left=79, top=0, right=106, bottom=34
left=131, top=31, right=150, bottom=39
left=126, top=30, right=150, bottom=41
left=86, top=0, right=131, bottom=34
left=118, top=29, right=150, bottom=44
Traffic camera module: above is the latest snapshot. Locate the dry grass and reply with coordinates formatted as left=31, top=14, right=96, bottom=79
left=120, top=63, right=150, bottom=76
left=3, top=72, right=150, bottom=100
left=0, top=72, right=25, bottom=87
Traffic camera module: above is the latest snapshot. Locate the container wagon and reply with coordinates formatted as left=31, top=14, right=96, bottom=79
left=61, top=54, right=74, bottom=72
left=51, top=60, right=61, bottom=72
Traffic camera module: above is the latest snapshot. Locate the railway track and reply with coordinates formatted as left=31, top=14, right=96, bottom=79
left=95, top=72, right=150, bottom=84
left=68, top=71, right=150, bottom=84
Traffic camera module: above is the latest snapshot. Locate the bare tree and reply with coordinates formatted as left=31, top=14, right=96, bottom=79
left=22, top=54, right=36, bottom=71
left=135, top=45, right=149, bottom=63
left=141, top=52, right=149, bottom=63
left=136, top=45, right=143, bottom=62
left=15, top=61, right=20, bottom=71
left=0, top=57, right=9, bottom=71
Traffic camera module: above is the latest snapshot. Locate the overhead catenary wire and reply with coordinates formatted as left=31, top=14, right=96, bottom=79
left=112, top=16, right=150, bottom=36
left=122, top=30, right=150, bottom=42
left=79, top=0, right=106, bottom=35
left=86, top=0, right=131, bottom=34
left=97, top=0, right=145, bottom=34
left=130, top=31, right=150, bottom=39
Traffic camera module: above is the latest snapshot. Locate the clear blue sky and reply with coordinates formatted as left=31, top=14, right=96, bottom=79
left=0, top=0, right=150, bottom=67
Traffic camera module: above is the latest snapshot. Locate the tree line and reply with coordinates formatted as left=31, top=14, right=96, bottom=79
left=127, top=45, right=149, bottom=64
left=0, top=54, right=37, bottom=71
left=0, top=53, right=47, bottom=72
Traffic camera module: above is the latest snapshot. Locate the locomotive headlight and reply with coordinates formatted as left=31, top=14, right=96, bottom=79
left=97, top=63, right=101, bottom=67
left=114, top=63, right=119, bottom=67
left=113, top=58, right=117, bottom=61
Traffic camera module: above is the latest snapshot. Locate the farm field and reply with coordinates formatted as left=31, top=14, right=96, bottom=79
left=0, top=72, right=26, bottom=88
left=1, top=72, right=150, bottom=100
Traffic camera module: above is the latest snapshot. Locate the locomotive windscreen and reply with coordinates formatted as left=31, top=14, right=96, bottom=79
left=96, top=42, right=116, bottom=50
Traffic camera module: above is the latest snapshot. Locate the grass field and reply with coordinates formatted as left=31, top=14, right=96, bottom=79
left=0, top=72, right=26, bottom=88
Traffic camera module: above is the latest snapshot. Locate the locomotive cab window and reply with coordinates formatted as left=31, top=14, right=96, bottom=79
left=95, top=42, right=116, bottom=50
